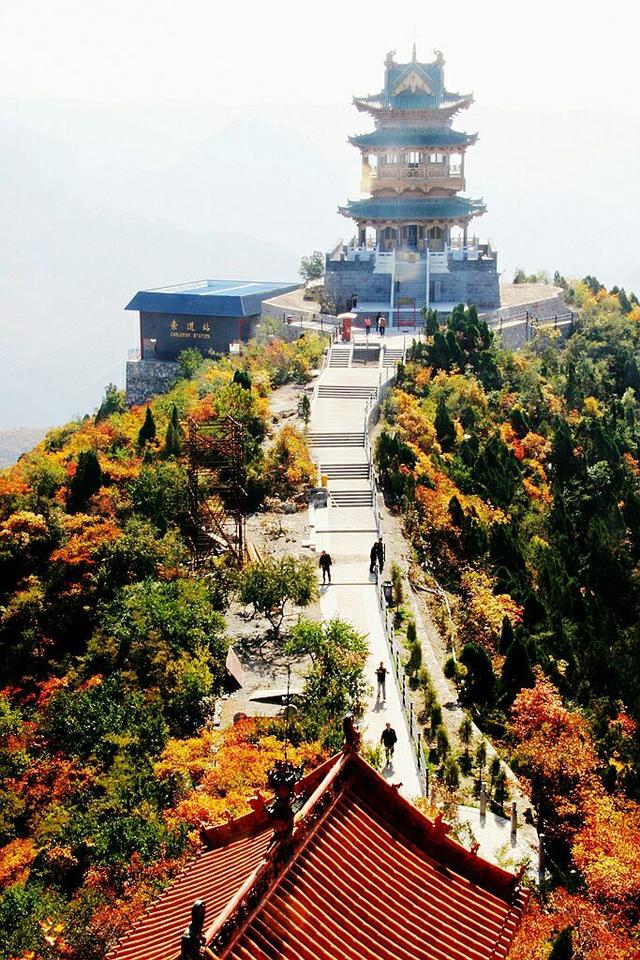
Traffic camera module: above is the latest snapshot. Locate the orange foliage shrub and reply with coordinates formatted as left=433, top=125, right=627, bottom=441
left=509, top=888, right=640, bottom=960
left=458, top=567, right=523, bottom=650
left=263, top=425, right=315, bottom=499
left=0, top=838, right=37, bottom=888
left=572, top=792, right=640, bottom=911
left=511, top=675, right=599, bottom=835
left=159, top=718, right=326, bottom=829
left=50, top=515, right=121, bottom=571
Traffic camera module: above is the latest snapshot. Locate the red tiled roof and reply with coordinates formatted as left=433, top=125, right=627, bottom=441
left=107, top=751, right=528, bottom=960
left=223, top=787, right=523, bottom=960
left=106, top=828, right=273, bottom=960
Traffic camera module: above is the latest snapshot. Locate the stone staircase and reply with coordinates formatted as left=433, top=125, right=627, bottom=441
left=395, top=259, right=427, bottom=309
left=328, top=488, right=373, bottom=507
left=383, top=346, right=404, bottom=368
left=308, top=431, right=365, bottom=448
left=317, top=384, right=377, bottom=400
left=320, top=462, right=370, bottom=480
left=328, top=345, right=352, bottom=368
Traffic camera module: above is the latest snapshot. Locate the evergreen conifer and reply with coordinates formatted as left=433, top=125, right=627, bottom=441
left=435, top=396, right=455, bottom=451
left=68, top=449, right=102, bottom=510
left=138, top=407, right=157, bottom=447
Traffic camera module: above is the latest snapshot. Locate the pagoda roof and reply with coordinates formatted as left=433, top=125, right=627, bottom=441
left=353, top=48, right=472, bottom=117
left=349, top=127, right=477, bottom=149
left=340, top=195, right=486, bottom=221
left=106, top=750, right=527, bottom=960
left=354, top=92, right=473, bottom=112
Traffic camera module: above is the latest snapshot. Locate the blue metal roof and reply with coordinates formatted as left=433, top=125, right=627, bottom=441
left=349, top=127, right=476, bottom=148
left=125, top=279, right=300, bottom=318
left=339, top=196, right=485, bottom=221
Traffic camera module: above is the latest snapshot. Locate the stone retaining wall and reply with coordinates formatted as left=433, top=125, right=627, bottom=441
left=126, top=359, right=179, bottom=406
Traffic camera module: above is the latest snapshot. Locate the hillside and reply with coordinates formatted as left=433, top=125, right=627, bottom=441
left=375, top=280, right=640, bottom=957
left=0, top=334, right=352, bottom=960
left=3, top=285, right=640, bottom=957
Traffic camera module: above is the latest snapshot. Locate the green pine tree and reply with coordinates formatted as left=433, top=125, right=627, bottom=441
left=435, top=396, right=455, bottom=451
left=501, top=638, right=535, bottom=695
left=299, top=393, right=311, bottom=426
left=549, top=927, right=573, bottom=960
left=163, top=421, right=182, bottom=458
left=498, top=616, right=515, bottom=653
left=233, top=368, right=252, bottom=390
left=430, top=331, right=451, bottom=371
left=138, top=407, right=157, bottom=447
left=68, top=449, right=102, bottom=510
left=551, top=418, right=576, bottom=485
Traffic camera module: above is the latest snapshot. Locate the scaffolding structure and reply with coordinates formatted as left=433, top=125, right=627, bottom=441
left=185, top=416, right=247, bottom=566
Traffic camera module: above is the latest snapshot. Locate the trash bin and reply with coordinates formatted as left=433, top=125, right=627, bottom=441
left=383, top=581, right=394, bottom=605
left=338, top=312, right=356, bottom=342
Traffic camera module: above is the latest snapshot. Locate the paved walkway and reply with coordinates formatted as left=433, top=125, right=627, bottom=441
left=308, top=336, right=422, bottom=799
left=305, top=331, right=539, bottom=869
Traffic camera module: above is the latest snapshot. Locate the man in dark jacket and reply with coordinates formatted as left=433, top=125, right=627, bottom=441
left=319, top=550, right=332, bottom=584
left=375, top=537, right=385, bottom=572
left=381, top=722, right=398, bottom=764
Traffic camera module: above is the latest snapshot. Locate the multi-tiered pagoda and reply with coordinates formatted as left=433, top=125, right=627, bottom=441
left=325, top=47, right=500, bottom=318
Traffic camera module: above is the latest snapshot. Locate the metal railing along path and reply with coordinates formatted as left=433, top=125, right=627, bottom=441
left=374, top=576, right=428, bottom=796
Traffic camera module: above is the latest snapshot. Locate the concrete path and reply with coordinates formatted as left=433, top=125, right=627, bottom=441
left=309, top=336, right=422, bottom=799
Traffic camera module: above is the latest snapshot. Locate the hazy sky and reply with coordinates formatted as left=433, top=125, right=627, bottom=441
left=1, top=0, right=639, bottom=115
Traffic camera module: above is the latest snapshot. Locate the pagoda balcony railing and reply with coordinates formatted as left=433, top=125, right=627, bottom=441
left=447, top=237, right=480, bottom=260
left=374, top=164, right=451, bottom=179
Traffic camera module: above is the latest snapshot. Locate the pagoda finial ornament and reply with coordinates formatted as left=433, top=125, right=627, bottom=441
left=412, top=41, right=417, bottom=62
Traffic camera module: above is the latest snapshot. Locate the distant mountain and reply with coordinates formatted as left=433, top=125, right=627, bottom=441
left=0, top=98, right=638, bottom=430
left=0, top=428, right=48, bottom=467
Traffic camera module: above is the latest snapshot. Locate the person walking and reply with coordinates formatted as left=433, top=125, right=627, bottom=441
left=369, top=541, right=379, bottom=575
left=379, top=314, right=386, bottom=337
left=319, top=549, right=332, bottom=584
left=375, top=312, right=381, bottom=332
left=376, top=662, right=387, bottom=702
left=375, top=537, right=385, bottom=572
left=364, top=316, right=372, bottom=340
left=381, top=722, right=397, bottom=765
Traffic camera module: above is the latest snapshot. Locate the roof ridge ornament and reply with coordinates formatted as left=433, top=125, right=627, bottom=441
left=434, top=48, right=445, bottom=65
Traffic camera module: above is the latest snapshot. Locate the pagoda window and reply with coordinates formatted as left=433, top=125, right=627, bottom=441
left=383, top=151, right=398, bottom=165
left=450, top=152, right=462, bottom=176
left=368, top=154, right=378, bottom=167
left=428, top=226, right=443, bottom=239
left=405, top=151, right=421, bottom=165
left=429, top=152, right=444, bottom=164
